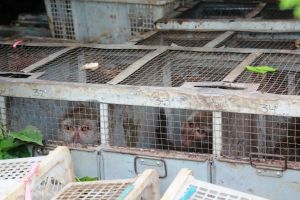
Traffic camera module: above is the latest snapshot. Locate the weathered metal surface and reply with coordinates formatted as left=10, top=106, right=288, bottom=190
left=80, top=0, right=175, bottom=5
left=1, top=78, right=300, bottom=117
left=99, top=149, right=209, bottom=192
left=214, top=161, right=300, bottom=200
left=45, top=0, right=175, bottom=43
left=157, top=20, right=300, bottom=32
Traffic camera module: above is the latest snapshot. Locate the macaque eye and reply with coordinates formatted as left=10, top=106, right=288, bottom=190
left=64, top=125, right=74, bottom=131
left=81, top=125, right=90, bottom=132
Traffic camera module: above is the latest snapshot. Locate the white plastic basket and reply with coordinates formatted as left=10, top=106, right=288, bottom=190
left=52, top=169, right=160, bottom=200
left=1, top=146, right=74, bottom=200
left=161, top=168, right=268, bottom=200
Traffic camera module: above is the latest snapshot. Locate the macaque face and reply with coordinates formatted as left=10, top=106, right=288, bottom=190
left=181, top=122, right=211, bottom=147
left=60, top=104, right=100, bottom=145
left=61, top=118, right=98, bottom=144
left=180, top=112, right=213, bottom=152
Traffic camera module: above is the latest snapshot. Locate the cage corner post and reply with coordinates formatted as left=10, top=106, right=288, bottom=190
left=213, top=111, right=222, bottom=160
left=0, top=96, right=7, bottom=132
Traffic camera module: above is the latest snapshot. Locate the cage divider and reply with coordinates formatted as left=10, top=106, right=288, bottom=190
left=0, top=96, right=7, bottom=132
left=204, top=31, right=235, bottom=48
left=213, top=111, right=222, bottom=160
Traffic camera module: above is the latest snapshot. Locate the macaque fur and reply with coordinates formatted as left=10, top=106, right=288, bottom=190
left=60, top=104, right=100, bottom=145
left=156, top=109, right=213, bottom=153
left=273, top=117, right=300, bottom=162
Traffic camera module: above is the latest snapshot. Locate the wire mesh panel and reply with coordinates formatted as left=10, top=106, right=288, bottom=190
left=136, top=31, right=224, bottom=47
left=5, top=97, right=101, bottom=148
left=120, top=50, right=249, bottom=87
left=0, top=44, right=63, bottom=72
left=54, top=181, right=132, bottom=200
left=176, top=1, right=257, bottom=19
left=256, top=3, right=294, bottom=19
left=161, top=168, right=268, bottom=200
left=216, top=32, right=300, bottom=50
left=44, top=0, right=175, bottom=42
left=32, top=47, right=153, bottom=83
left=1, top=147, right=74, bottom=200
left=222, top=112, right=300, bottom=169
left=235, top=53, right=300, bottom=95
left=108, top=104, right=213, bottom=155
left=53, top=169, right=160, bottom=200
left=46, top=0, right=76, bottom=39
left=129, top=3, right=175, bottom=34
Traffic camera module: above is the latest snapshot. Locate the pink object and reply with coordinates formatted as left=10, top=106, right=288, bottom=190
left=23, top=163, right=39, bottom=200
left=12, top=40, right=24, bottom=48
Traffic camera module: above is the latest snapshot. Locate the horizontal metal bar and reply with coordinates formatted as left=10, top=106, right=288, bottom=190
left=0, top=41, right=158, bottom=50
left=181, top=82, right=260, bottom=92
left=2, top=41, right=300, bottom=55
left=79, top=0, right=175, bottom=5
left=157, top=20, right=300, bottom=32
left=1, top=78, right=300, bottom=117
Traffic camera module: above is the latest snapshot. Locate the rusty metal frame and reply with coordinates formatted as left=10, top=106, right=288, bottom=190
left=1, top=43, right=300, bottom=117
left=1, top=43, right=300, bottom=166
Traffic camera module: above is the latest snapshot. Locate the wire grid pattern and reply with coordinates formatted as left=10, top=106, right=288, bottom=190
left=137, top=30, right=224, bottom=47
left=128, top=3, right=174, bottom=34
left=174, top=179, right=262, bottom=200
left=54, top=182, right=132, bottom=200
left=235, top=53, right=300, bottom=95
left=109, top=105, right=213, bottom=154
left=120, top=50, right=248, bottom=87
left=216, top=32, right=300, bottom=50
left=0, top=44, right=63, bottom=72
left=5, top=97, right=101, bottom=148
left=177, top=2, right=257, bottom=19
left=256, top=3, right=294, bottom=19
left=49, top=0, right=76, bottom=39
left=222, top=112, right=300, bottom=167
left=33, top=47, right=153, bottom=83
left=0, top=157, right=42, bottom=180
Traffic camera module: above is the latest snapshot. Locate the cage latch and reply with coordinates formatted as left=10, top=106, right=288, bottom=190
left=181, top=82, right=260, bottom=91
left=134, top=156, right=167, bottom=178
left=249, top=153, right=287, bottom=178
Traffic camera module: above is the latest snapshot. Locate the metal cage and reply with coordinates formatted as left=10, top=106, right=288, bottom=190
left=0, top=41, right=300, bottom=199
left=44, top=0, right=176, bottom=43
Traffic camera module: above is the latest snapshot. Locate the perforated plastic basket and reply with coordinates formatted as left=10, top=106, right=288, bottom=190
left=1, top=146, right=74, bottom=200
left=161, top=168, right=268, bottom=200
left=52, top=169, right=160, bottom=200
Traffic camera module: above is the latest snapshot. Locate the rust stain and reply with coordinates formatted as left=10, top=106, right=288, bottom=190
left=110, top=15, right=116, bottom=20
left=289, top=181, right=300, bottom=192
